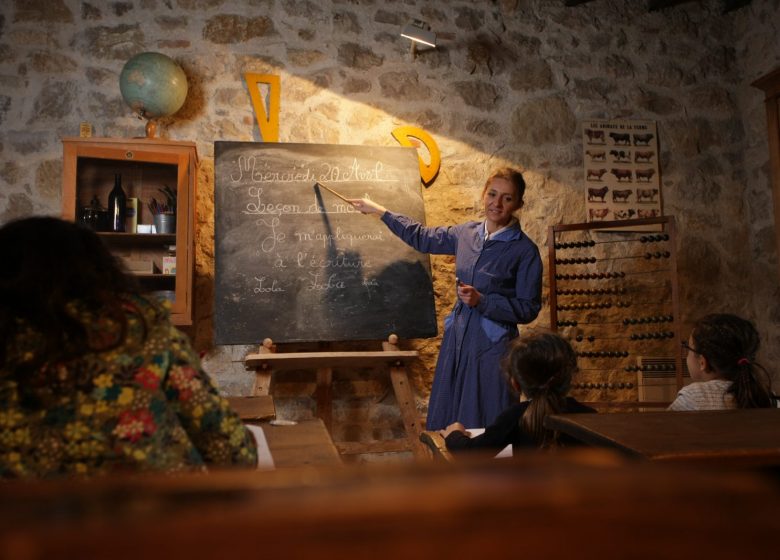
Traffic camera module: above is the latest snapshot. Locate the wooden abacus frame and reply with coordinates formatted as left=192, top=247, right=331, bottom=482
left=548, top=216, right=683, bottom=409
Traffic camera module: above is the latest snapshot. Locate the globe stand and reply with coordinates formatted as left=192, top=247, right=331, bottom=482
left=145, top=119, right=158, bottom=139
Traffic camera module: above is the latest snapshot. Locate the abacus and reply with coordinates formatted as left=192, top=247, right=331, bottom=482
left=548, top=216, right=683, bottom=409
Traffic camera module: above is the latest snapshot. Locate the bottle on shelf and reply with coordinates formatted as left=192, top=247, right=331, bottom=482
left=107, top=173, right=127, bottom=232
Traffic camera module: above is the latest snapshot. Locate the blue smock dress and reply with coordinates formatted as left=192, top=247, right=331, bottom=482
left=380, top=211, right=543, bottom=430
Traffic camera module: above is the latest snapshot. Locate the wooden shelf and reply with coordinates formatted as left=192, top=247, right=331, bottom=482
left=98, top=232, right=176, bottom=245
left=135, top=273, right=176, bottom=279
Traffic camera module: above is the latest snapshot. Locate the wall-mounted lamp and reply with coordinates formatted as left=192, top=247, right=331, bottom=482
left=400, top=19, right=437, bottom=57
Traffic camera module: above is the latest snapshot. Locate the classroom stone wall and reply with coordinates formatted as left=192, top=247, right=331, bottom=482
left=1, top=0, right=779, bottom=457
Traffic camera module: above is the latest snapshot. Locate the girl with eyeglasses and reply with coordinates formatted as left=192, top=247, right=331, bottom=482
left=669, top=313, right=777, bottom=411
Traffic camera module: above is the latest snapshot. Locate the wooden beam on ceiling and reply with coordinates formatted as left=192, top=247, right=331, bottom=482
left=648, top=0, right=697, bottom=10
left=565, top=0, right=752, bottom=12
left=723, top=0, right=752, bottom=12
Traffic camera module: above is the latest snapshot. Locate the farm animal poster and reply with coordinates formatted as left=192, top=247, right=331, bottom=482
left=583, top=119, right=661, bottom=231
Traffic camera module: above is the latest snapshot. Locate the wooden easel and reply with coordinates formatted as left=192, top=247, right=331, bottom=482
left=244, top=334, right=427, bottom=459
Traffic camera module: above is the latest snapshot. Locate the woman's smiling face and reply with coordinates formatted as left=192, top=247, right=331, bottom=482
left=482, top=177, right=523, bottom=231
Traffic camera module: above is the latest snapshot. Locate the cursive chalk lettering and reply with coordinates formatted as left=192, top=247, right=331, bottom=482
left=293, top=227, right=384, bottom=248
left=317, top=159, right=398, bottom=184
left=253, top=276, right=285, bottom=293
left=294, top=251, right=372, bottom=269
left=231, top=156, right=317, bottom=184
left=257, top=217, right=285, bottom=253
left=306, top=271, right=346, bottom=290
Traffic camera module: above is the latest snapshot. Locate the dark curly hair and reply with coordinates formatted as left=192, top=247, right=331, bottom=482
left=503, top=331, right=578, bottom=447
left=0, top=216, right=144, bottom=376
left=690, top=313, right=774, bottom=408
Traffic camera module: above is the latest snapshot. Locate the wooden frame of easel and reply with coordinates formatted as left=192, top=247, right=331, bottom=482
left=244, top=334, right=427, bottom=459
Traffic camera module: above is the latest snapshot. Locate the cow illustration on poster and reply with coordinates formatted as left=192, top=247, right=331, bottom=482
left=582, top=119, right=662, bottom=231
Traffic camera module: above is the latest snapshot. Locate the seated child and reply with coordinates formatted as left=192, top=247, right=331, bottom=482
left=669, top=313, right=776, bottom=411
left=441, top=331, right=596, bottom=453
left=0, top=217, right=258, bottom=477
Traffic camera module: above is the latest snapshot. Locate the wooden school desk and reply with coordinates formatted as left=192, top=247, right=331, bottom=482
left=226, top=395, right=276, bottom=422
left=545, top=408, right=780, bottom=466
left=227, top=395, right=341, bottom=468
left=261, top=419, right=342, bottom=468
left=226, top=396, right=341, bottom=468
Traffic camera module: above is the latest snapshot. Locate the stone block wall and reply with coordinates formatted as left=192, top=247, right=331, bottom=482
left=1, top=0, right=779, bottom=453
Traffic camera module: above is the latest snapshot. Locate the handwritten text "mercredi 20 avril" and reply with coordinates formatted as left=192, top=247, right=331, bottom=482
left=229, top=157, right=398, bottom=185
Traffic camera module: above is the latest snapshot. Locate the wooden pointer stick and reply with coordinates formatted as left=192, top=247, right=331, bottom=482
left=314, top=182, right=352, bottom=204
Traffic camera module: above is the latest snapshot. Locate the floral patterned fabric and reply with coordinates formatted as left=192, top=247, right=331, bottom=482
left=0, top=296, right=257, bottom=478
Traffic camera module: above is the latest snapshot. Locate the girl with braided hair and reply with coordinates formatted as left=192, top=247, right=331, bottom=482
left=670, top=313, right=776, bottom=411
left=441, top=331, right=595, bottom=454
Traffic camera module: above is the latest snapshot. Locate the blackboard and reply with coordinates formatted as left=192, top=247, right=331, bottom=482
left=214, top=141, right=438, bottom=345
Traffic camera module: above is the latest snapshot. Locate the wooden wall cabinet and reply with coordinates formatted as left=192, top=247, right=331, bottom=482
left=61, top=137, right=198, bottom=326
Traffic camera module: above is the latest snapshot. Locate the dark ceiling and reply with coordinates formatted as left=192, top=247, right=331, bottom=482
left=563, top=0, right=752, bottom=13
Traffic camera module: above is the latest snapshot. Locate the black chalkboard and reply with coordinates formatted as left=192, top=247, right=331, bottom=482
left=214, top=141, right=438, bottom=345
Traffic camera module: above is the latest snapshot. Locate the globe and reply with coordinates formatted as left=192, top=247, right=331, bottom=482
left=119, top=52, right=188, bottom=121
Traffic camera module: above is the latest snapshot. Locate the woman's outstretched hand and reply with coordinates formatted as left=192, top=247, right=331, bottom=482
left=349, top=198, right=387, bottom=215
left=457, top=280, right=482, bottom=308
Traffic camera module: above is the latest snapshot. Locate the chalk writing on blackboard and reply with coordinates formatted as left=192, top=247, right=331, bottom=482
left=214, top=142, right=438, bottom=345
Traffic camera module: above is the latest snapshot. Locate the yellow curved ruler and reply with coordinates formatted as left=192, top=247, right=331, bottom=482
left=245, top=73, right=280, bottom=142
left=391, top=125, right=441, bottom=186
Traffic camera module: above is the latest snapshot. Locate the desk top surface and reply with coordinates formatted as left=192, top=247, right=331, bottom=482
left=545, top=408, right=780, bottom=462
left=3, top=453, right=780, bottom=558
left=226, top=395, right=276, bottom=421
left=260, top=419, right=342, bottom=468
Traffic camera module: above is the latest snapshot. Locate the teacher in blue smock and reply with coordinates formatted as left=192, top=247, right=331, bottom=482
left=350, top=167, right=542, bottom=430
